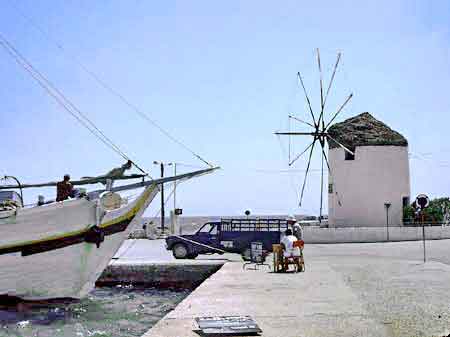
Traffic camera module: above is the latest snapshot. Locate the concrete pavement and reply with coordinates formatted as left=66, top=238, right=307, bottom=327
left=143, top=260, right=390, bottom=337
left=141, top=239, right=450, bottom=337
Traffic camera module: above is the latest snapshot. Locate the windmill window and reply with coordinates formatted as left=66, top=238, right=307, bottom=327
left=328, top=184, right=333, bottom=194
left=345, top=149, right=355, bottom=160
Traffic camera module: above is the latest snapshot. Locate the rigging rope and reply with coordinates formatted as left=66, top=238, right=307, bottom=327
left=0, top=33, right=149, bottom=176
left=112, top=182, right=176, bottom=261
left=152, top=183, right=176, bottom=219
left=276, top=135, right=300, bottom=203
left=10, top=4, right=213, bottom=168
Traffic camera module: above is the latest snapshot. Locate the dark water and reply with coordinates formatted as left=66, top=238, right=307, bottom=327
left=0, top=286, right=189, bottom=337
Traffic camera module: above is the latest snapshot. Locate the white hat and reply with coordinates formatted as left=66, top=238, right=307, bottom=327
left=286, top=215, right=296, bottom=221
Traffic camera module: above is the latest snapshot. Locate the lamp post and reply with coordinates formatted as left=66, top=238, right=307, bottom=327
left=384, top=202, right=391, bottom=241
left=153, top=161, right=173, bottom=233
left=173, top=163, right=177, bottom=212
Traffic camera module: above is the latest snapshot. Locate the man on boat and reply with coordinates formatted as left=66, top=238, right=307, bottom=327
left=81, top=160, right=133, bottom=184
left=101, top=160, right=133, bottom=190
left=56, top=174, right=74, bottom=202
left=105, top=160, right=133, bottom=179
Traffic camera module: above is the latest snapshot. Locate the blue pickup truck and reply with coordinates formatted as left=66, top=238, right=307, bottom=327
left=165, top=218, right=288, bottom=259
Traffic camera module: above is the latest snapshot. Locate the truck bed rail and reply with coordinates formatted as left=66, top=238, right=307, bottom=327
left=220, top=218, right=288, bottom=232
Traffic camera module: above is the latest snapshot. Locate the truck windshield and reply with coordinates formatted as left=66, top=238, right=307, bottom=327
left=199, top=223, right=217, bottom=234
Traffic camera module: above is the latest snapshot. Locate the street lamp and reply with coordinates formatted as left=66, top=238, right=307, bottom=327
left=384, top=202, right=391, bottom=241
left=153, top=161, right=174, bottom=233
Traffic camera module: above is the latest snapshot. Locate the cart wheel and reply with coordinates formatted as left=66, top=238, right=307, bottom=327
left=172, top=243, right=189, bottom=259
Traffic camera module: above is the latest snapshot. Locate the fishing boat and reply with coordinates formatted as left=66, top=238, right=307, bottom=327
left=0, top=168, right=216, bottom=301
left=0, top=30, right=218, bottom=301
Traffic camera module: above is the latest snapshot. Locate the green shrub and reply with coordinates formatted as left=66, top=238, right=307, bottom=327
left=404, top=197, right=450, bottom=223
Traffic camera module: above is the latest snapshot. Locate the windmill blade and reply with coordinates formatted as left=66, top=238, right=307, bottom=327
left=325, top=93, right=353, bottom=129
left=289, top=140, right=314, bottom=166
left=289, top=115, right=315, bottom=128
left=288, top=116, right=291, bottom=165
left=319, top=147, right=324, bottom=223
left=326, top=134, right=354, bottom=155
left=275, top=131, right=319, bottom=136
left=320, top=145, right=343, bottom=206
left=323, top=52, right=341, bottom=109
left=299, top=139, right=316, bottom=206
left=320, top=145, right=332, bottom=176
left=297, top=72, right=317, bottom=127
left=317, top=48, right=325, bottom=126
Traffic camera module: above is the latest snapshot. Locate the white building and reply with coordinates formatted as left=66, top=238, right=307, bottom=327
left=327, top=112, right=410, bottom=227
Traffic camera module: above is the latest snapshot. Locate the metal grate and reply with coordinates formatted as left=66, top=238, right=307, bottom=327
left=195, top=315, right=262, bottom=335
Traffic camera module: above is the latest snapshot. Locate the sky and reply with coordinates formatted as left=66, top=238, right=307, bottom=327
left=1, top=0, right=450, bottom=217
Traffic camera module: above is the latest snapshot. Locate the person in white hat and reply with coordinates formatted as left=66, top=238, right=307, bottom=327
left=287, top=215, right=303, bottom=240
left=280, top=228, right=302, bottom=271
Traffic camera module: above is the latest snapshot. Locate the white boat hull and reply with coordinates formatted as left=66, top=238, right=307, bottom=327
left=0, top=198, right=98, bottom=248
left=0, top=185, right=158, bottom=301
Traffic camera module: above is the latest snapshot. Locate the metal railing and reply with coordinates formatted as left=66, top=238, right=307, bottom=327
left=220, top=218, right=288, bottom=232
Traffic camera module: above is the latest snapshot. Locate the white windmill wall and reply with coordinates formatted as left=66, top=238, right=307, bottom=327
left=328, top=145, right=410, bottom=227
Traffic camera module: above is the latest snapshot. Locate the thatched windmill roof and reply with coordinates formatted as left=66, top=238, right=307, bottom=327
left=327, top=112, right=408, bottom=149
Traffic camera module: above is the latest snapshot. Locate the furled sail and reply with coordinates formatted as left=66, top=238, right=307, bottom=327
left=0, top=174, right=148, bottom=190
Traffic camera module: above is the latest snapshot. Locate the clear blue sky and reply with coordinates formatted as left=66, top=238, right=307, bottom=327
left=1, top=1, right=449, bottom=216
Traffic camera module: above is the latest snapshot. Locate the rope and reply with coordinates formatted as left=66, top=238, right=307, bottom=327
left=10, top=4, right=213, bottom=168
left=409, top=152, right=450, bottom=167
left=174, top=162, right=206, bottom=169
left=111, top=183, right=176, bottom=261
left=0, top=33, right=149, bottom=176
left=151, top=183, right=176, bottom=219
left=171, top=235, right=228, bottom=254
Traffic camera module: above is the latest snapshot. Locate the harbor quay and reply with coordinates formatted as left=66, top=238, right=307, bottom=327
left=97, top=259, right=223, bottom=289
left=97, top=239, right=228, bottom=289
left=121, top=239, right=450, bottom=337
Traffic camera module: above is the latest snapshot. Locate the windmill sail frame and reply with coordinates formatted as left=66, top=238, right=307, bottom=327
left=274, top=49, right=353, bottom=222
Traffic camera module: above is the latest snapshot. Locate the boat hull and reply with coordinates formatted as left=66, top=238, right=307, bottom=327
left=0, top=185, right=158, bottom=300
left=0, top=198, right=98, bottom=248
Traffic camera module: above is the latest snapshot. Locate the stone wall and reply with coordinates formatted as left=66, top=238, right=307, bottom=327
left=303, top=226, right=450, bottom=243
left=97, top=261, right=224, bottom=289
left=329, top=146, right=410, bottom=227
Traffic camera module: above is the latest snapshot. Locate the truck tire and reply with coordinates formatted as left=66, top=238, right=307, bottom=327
left=241, top=248, right=251, bottom=261
left=172, top=243, right=189, bottom=259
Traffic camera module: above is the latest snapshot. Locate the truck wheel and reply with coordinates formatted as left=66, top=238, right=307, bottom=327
left=241, top=248, right=251, bottom=261
left=172, top=243, right=189, bottom=259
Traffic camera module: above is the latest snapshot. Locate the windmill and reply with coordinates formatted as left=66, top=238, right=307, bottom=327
left=275, top=49, right=354, bottom=222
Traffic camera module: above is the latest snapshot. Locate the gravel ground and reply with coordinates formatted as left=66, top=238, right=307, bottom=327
left=308, top=241, right=450, bottom=337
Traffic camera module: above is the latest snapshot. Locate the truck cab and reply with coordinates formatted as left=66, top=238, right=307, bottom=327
left=165, top=218, right=288, bottom=259
left=166, top=222, right=222, bottom=259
